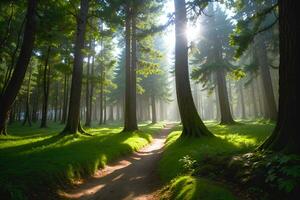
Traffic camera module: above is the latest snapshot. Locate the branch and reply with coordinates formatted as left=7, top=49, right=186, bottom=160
left=255, top=17, right=278, bottom=35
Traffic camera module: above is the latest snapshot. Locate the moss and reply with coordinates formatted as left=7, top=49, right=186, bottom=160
left=159, top=120, right=274, bottom=199
left=162, top=175, right=236, bottom=200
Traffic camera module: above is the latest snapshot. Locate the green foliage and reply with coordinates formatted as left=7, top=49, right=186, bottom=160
left=191, top=3, right=234, bottom=89
left=265, top=154, right=300, bottom=193
left=228, top=68, right=246, bottom=80
left=230, top=0, right=278, bottom=58
left=179, top=155, right=197, bottom=174
left=0, top=122, right=165, bottom=199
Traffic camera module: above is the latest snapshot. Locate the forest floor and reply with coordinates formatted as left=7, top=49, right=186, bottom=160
left=60, top=124, right=175, bottom=200
left=0, top=122, right=166, bottom=200
left=158, top=120, right=275, bottom=200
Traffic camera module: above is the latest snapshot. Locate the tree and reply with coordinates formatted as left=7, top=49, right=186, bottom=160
left=174, top=0, right=213, bottom=137
left=123, top=2, right=138, bottom=132
left=230, top=0, right=278, bottom=121
left=61, top=0, right=89, bottom=135
left=191, top=4, right=235, bottom=124
left=260, top=1, right=300, bottom=154
left=0, top=0, right=37, bottom=135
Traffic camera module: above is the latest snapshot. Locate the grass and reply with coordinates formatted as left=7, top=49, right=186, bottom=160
left=0, top=122, right=165, bottom=200
left=159, top=120, right=275, bottom=200
left=161, top=176, right=236, bottom=200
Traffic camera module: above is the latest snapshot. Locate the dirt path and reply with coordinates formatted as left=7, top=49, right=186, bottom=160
left=60, top=124, right=174, bottom=200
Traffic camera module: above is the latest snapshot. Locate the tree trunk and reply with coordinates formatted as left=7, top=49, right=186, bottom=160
left=151, top=94, right=157, bottom=124
left=88, top=53, right=94, bottom=125
left=260, top=0, right=300, bottom=154
left=23, top=66, right=32, bottom=126
left=216, top=68, right=235, bottom=124
left=109, top=105, right=113, bottom=122
left=174, top=0, right=213, bottom=137
left=238, top=82, right=246, bottom=119
left=54, top=82, right=59, bottom=122
left=41, top=45, right=51, bottom=128
left=123, top=4, right=138, bottom=132
left=255, top=35, right=277, bottom=121
left=85, top=50, right=91, bottom=126
left=227, top=78, right=234, bottom=115
left=103, top=95, right=106, bottom=124
left=0, top=0, right=37, bottom=135
left=250, top=81, right=258, bottom=118
left=61, top=0, right=89, bottom=134
left=99, top=27, right=104, bottom=125
left=61, top=74, right=69, bottom=124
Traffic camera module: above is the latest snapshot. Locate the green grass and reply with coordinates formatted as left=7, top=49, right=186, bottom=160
left=0, top=122, right=164, bottom=200
left=161, top=176, right=236, bottom=200
left=159, top=120, right=274, bottom=200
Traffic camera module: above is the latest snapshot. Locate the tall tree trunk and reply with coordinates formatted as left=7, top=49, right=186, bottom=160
left=103, top=95, right=106, bottom=124
left=216, top=68, right=235, bottom=124
left=151, top=94, right=157, bottom=124
left=109, top=105, right=113, bottom=122
left=85, top=49, right=91, bottom=126
left=255, top=35, right=277, bottom=121
left=23, top=66, right=32, bottom=126
left=0, top=0, right=37, bottom=135
left=61, top=74, right=69, bottom=124
left=99, top=27, right=104, bottom=125
left=174, top=0, right=213, bottom=137
left=123, top=4, right=138, bottom=132
left=41, top=46, right=51, bottom=128
left=250, top=81, right=258, bottom=118
left=54, top=82, right=59, bottom=122
left=61, top=0, right=89, bottom=134
left=87, top=53, right=94, bottom=125
left=238, top=82, right=246, bottom=119
left=260, top=0, right=300, bottom=154
left=227, top=78, right=233, bottom=115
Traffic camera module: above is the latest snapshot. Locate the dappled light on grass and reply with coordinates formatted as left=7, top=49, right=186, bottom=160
left=161, top=175, right=236, bottom=200
left=159, top=120, right=274, bottom=182
left=60, top=124, right=174, bottom=200
left=0, top=122, right=165, bottom=199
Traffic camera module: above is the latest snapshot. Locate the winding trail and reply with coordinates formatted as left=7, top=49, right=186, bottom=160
left=60, top=124, right=174, bottom=200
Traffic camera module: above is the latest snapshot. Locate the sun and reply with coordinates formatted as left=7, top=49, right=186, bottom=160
left=185, top=24, right=200, bottom=42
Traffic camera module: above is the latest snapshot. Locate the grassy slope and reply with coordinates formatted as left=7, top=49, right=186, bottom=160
left=0, top=122, right=164, bottom=199
left=159, top=120, right=274, bottom=200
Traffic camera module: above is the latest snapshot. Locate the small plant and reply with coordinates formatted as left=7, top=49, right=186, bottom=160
left=179, top=155, right=197, bottom=173
left=265, top=154, right=300, bottom=193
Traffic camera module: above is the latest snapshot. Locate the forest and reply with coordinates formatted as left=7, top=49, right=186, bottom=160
left=0, top=0, right=299, bottom=200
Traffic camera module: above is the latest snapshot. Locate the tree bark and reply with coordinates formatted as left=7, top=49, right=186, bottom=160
left=61, top=74, right=69, bottom=124
left=40, top=46, right=51, bottom=128
left=61, top=0, right=89, bottom=134
left=260, top=0, right=300, bottom=154
left=0, top=0, right=37, bottom=135
left=151, top=94, right=157, bottom=124
left=123, top=4, right=138, bottom=132
left=109, top=105, right=114, bottom=122
left=23, top=66, right=32, bottom=126
left=174, top=0, right=213, bottom=137
left=99, top=25, right=104, bottom=125
left=216, top=68, right=235, bottom=124
left=250, top=81, right=258, bottom=118
left=238, top=82, right=246, bottom=119
left=85, top=48, right=91, bottom=126
left=54, top=82, right=59, bottom=122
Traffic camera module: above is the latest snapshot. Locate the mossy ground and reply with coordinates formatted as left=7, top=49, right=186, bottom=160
left=159, top=120, right=274, bottom=200
left=0, top=122, right=164, bottom=200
